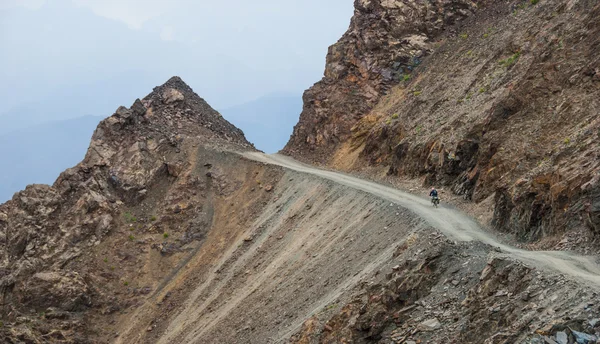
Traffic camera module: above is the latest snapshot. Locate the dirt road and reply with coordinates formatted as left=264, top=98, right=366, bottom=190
left=244, top=152, right=600, bottom=286
left=121, top=150, right=600, bottom=344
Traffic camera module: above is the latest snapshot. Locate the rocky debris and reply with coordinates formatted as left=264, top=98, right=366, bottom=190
left=291, top=235, right=600, bottom=344
left=539, top=326, right=599, bottom=344
left=572, top=330, right=597, bottom=344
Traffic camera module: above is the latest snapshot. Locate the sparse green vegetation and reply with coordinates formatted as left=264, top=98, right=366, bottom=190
left=516, top=3, right=527, bottom=10
left=150, top=215, right=157, bottom=222
left=163, top=232, right=169, bottom=239
left=385, top=119, right=392, bottom=125
left=103, top=257, right=108, bottom=263
left=128, top=234, right=135, bottom=241
left=479, top=86, right=487, bottom=93
left=400, top=74, right=411, bottom=82
left=459, top=33, right=468, bottom=40
left=466, top=50, right=473, bottom=57
left=483, top=33, right=489, bottom=38
left=415, top=125, right=423, bottom=135
left=123, top=212, right=137, bottom=223
left=123, top=281, right=129, bottom=286
left=466, top=92, right=473, bottom=100
left=530, top=0, right=539, bottom=5
left=413, top=91, right=422, bottom=96
left=563, top=137, right=571, bottom=145
left=499, top=52, right=521, bottom=67
left=391, top=113, right=399, bottom=119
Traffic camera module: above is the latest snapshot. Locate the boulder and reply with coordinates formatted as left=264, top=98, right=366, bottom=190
left=131, top=98, right=147, bottom=116
left=162, top=88, right=185, bottom=104
left=418, top=318, right=441, bottom=331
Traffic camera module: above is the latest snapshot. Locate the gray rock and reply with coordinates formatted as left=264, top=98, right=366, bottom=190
left=571, top=330, right=598, bottom=344
left=418, top=318, right=441, bottom=331
left=555, top=331, right=568, bottom=344
left=131, top=98, right=147, bottom=116
left=115, top=106, right=133, bottom=119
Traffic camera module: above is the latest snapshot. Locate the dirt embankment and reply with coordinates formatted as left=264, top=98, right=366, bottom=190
left=116, top=152, right=600, bottom=344
left=116, top=161, right=428, bottom=343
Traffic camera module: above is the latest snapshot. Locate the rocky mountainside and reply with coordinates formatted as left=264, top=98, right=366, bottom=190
left=2, top=1, right=600, bottom=343
left=1, top=76, right=599, bottom=344
left=284, top=0, right=600, bottom=252
left=0, top=77, right=257, bottom=343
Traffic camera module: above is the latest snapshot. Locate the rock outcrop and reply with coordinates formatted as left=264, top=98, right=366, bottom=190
left=283, top=0, right=479, bottom=162
left=284, top=0, right=600, bottom=251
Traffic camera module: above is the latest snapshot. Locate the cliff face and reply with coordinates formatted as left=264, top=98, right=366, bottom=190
left=284, top=0, right=600, bottom=250
left=283, top=0, right=480, bottom=162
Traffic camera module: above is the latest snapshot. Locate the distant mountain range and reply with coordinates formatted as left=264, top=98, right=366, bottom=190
left=220, top=93, right=302, bottom=153
left=0, top=116, right=101, bottom=202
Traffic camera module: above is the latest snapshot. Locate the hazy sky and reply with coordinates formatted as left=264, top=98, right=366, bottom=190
left=0, top=0, right=353, bottom=123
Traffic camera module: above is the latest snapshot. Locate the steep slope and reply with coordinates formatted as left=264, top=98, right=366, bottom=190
left=284, top=0, right=600, bottom=251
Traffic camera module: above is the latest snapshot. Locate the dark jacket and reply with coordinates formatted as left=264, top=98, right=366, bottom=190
left=429, top=189, right=438, bottom=197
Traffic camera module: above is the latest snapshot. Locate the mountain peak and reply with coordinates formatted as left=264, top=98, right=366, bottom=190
left=78, top=77, right=254, bottom=170
left=144, top=76, right=207, bottom=108
left=153, top=76, right=195, bottom=96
